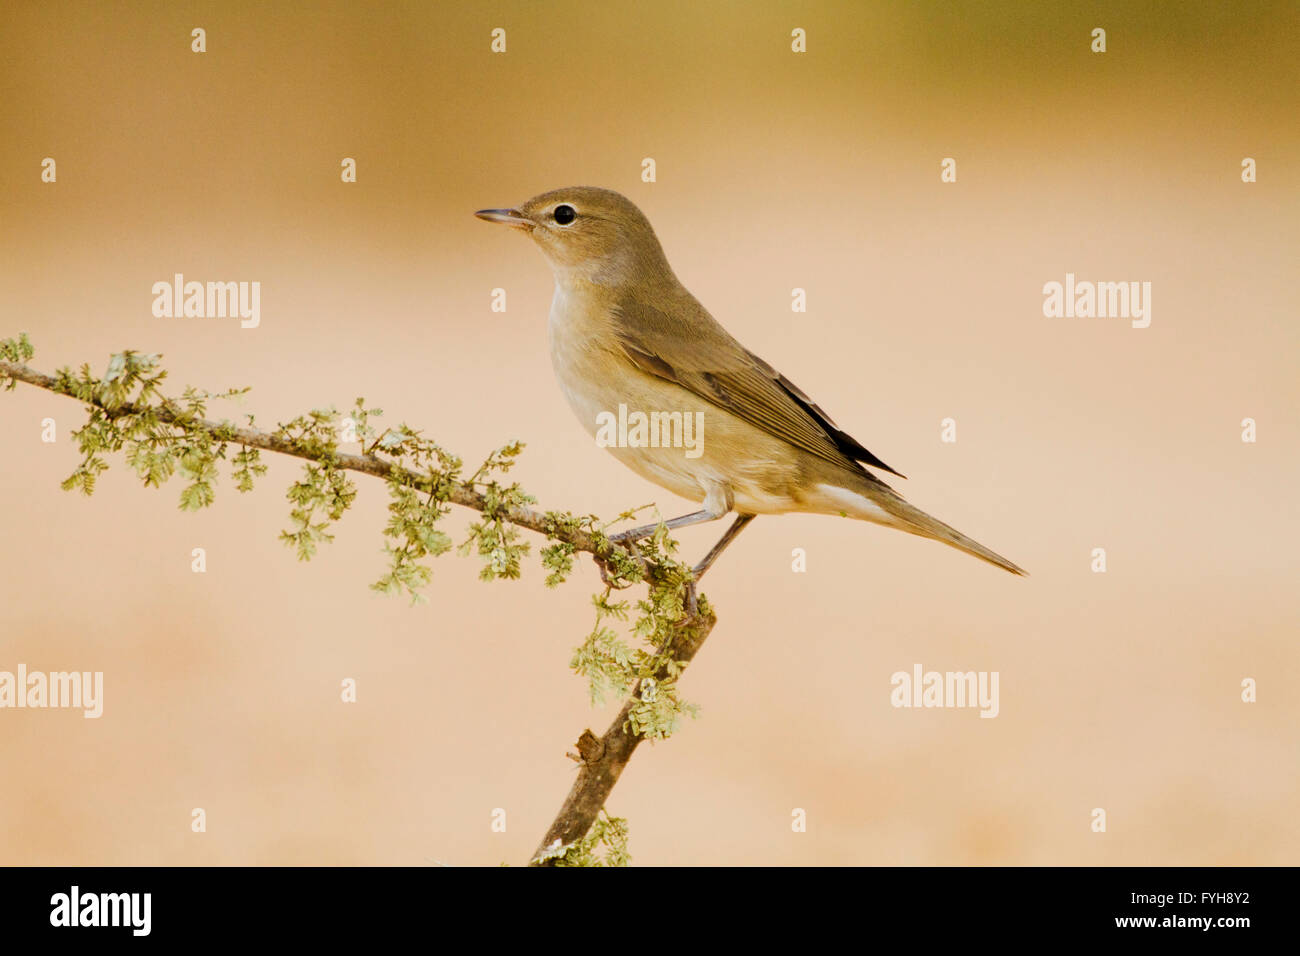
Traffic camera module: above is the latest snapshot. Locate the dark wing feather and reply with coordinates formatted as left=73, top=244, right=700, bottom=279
left=612, top=294, right=905, bottom=479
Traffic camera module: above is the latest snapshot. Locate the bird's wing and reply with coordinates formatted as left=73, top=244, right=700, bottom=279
left=611, top=293, right=905, bottom=479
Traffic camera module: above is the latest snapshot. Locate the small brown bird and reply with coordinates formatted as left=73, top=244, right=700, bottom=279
left=476, top=187, right=1024, bottom=581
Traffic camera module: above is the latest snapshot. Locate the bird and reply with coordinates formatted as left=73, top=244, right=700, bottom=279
left=475, top=186, right=1025, bottom=587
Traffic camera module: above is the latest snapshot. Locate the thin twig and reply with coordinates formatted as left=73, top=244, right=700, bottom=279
left=0, top=359, right=603, bottom=552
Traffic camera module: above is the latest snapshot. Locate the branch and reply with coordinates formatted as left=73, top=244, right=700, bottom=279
left=530, top=609, right=715, bottom=866
left=2, top=346, right=726, bottom=866
left=0, top=357, right=606, bottom=555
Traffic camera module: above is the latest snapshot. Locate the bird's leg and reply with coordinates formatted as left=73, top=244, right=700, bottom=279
left=692, top=514, right=756, bottom=583
left=596, top=510, right=715, bottom=587
left=608, top=508, right=717, bottom=543
left=610, top=481, right=734, bottom=544
left=604, top=483, right=736, bottom=615
left=681, top=514, right=756, bottom=617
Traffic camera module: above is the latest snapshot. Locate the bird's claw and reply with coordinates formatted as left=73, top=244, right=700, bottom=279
left=594, top=539, right=649, bottom=589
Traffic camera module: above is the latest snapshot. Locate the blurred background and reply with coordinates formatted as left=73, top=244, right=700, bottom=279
left=0, top=0, right=1296, bottom=865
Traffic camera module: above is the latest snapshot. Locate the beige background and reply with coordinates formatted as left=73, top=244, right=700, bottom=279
left=1, top=0, right=1297, bottom=865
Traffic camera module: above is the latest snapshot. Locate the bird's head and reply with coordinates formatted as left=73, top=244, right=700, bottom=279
left=476, top=186, right=671, bottom=285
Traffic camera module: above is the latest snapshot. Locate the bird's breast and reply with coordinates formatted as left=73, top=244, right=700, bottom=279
left=547, top=283, right=621, bottom=432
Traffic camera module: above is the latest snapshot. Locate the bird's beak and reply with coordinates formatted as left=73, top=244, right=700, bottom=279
left=474, top=207, right=532, bottom=230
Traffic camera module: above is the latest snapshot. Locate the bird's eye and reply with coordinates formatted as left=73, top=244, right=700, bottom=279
left=553, top=204, right=577, bottom=225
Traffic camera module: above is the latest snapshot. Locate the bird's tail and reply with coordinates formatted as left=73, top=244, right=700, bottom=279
left=877, top=494, right=1026, bottom=576
left=821, top=477, right=1026, bottom=576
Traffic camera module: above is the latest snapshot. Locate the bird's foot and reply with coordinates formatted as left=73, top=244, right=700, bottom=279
left=594, top=538, right=649, bottom=589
